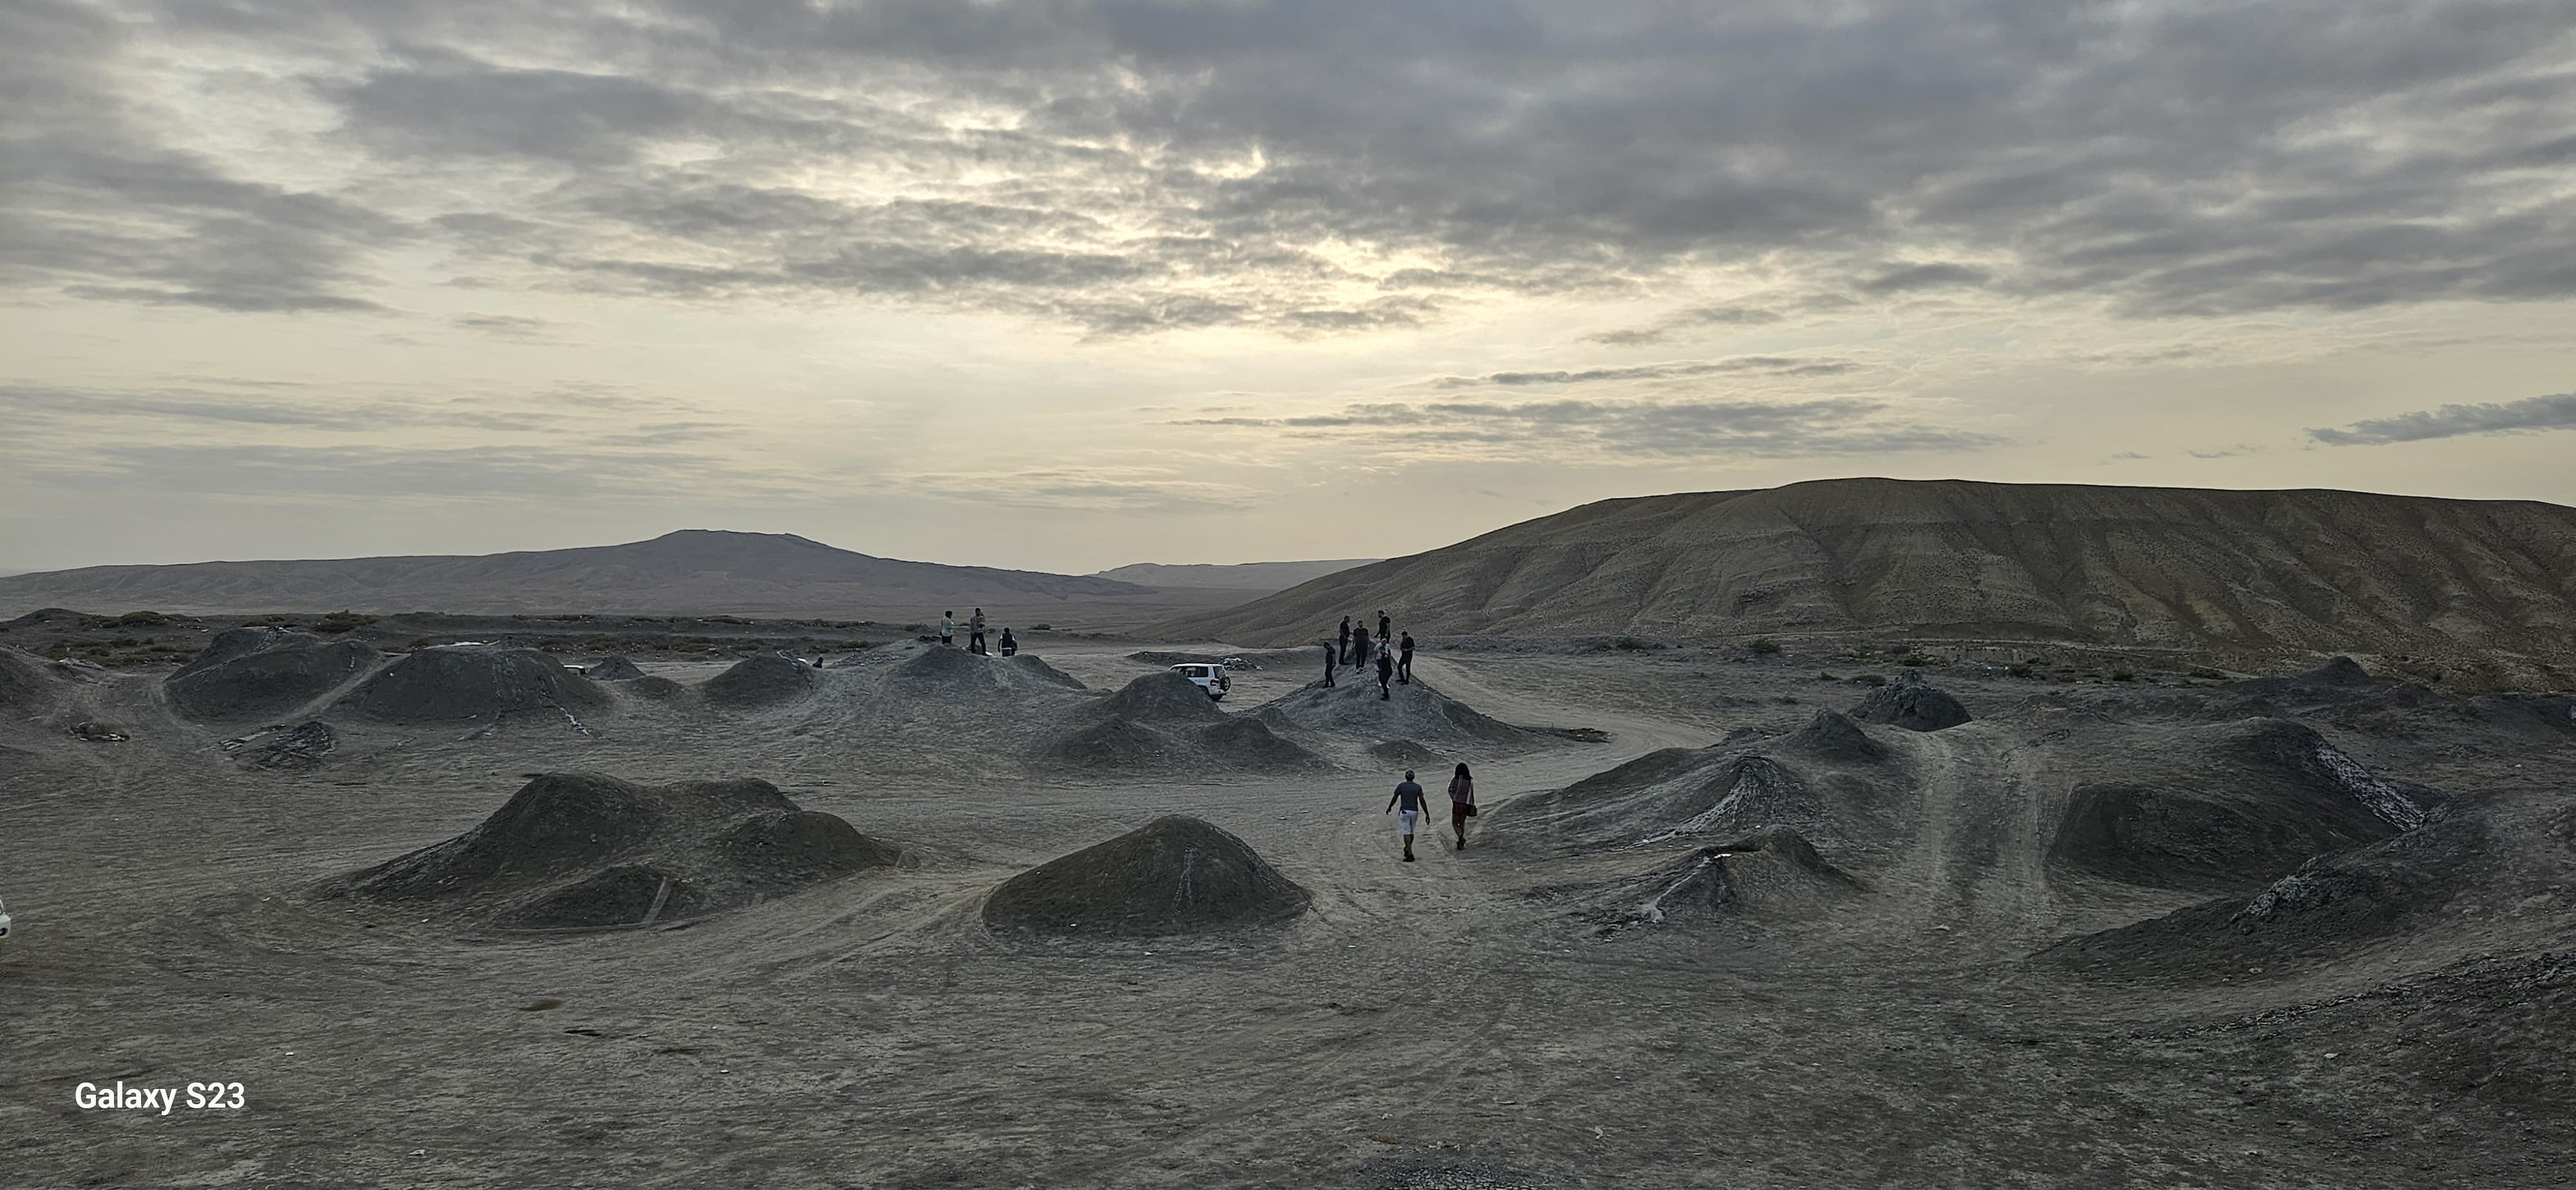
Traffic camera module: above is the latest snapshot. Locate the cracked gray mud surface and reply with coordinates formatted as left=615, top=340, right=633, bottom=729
left=1, top=642, right=2571, bottom=1188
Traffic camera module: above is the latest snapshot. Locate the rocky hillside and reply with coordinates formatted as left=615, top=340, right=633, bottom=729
left=1155, top=479, right=2576, bottom=666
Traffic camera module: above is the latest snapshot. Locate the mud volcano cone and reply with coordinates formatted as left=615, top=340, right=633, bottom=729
left=984, top=815, right=1310, bottom=936
left=166, top=628, right=378, bottom=722
left=585, top=654, right=648, bottom=681
left=339, top=645, right=607, bottom=721
left=1850, top=669, right=1972, bottom=732
left=702, top=652, right=815, bottom=707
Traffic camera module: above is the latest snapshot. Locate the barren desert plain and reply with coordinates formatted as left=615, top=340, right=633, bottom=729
left=2, top=598, right=2571, bottom=1189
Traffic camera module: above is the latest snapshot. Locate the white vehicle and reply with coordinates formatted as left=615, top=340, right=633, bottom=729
left=1170, top=663, right=1232, bottom=701
left=0, top=894, right=12, bottom=947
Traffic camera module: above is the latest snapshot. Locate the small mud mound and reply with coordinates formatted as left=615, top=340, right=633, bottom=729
left=338, top=646, right=607, bottom=722
left=166, top=628, right=378, bottom=722
left=622, top=675, right=688, bottom=701
left=1098, top=672, right=1227, bottom=722
left=1041, top=717, right=1179, bottom=770
left=584, top=655, right=647, bottom=681
left=1254, top=678, right=1551, bottom=753
left=1613, top=827, right=1868, bottom=925
left=1368, top=739, right=1443, bottom=767
left=983, top=815, right=1310, bottom=936
left=235, top=721, right=335, bottom=770
left=1850, top=669, right=1971, bottom=732
left=997, top=654, right=1086, bottom=689
left=1780, top=710, right=1889, bottom=763
left=1198, top=717, right=1326, bottom=768
left=876, top=641, right=1088, bottom=701
left=328, top=773, right=896, bottom=930
left=2047, top=718, right=2441, bottom=891
left=701, top=653, right=816, bottom=708
left=2300, top=656, right=2377, bottom=686
left=2039, top=812, right=2486, bottom=980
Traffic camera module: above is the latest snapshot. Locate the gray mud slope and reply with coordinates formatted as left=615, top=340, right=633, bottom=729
left=1253, top=677, right=1556, bottom=755
left=701, top=653, right=817, bottom=708
left=2045, top=717, right=2440, bottom=892
left=1491, top=710, right=1909, bottom=855
left=1850, top=668, right=1973, bottom=731
left=165, top=627, right=379, bottom=722
left=1037, top=672, right=1325, bottom=771
left=1597, top=826, right=1870, bottom=927
left=983, top=815, right=1310, bottom=936
left=337, top=645, right=609, bottom=722
left=0, top=645, right=64, bottom=715
left=584, top=654, right=648, bottom=681
left=326, top=772, right=898, bottom=929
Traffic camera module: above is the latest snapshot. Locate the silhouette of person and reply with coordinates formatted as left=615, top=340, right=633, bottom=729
left=1321, top=640, right=1336, bottom=687
left=1378, top=610, right=1390, bottom=645
left=940, top=611, right=954, bottom=647
left=1397, top=632, right=1415, bottom=685
left=969, top=608, right=987, bottom=655
left=999, top=627, right=1017, bottom=657
left=1376, top=643, right=1394, bottom=699
left=1338, top=616, right=1352, bottom=665
left=1352, top=625, right=1371, bottom=675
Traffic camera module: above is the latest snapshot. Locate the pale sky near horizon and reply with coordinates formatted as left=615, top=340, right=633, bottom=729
left=5, top=0, right=2575, bottom=576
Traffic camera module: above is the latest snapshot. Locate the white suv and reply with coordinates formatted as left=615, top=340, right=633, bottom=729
left=0, top=894, right=12, bottom=947
left=1170, top=663, right=1231, bottom=701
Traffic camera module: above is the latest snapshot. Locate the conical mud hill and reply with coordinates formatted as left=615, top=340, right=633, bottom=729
left=328, top=772, right=898, bottom=930
left=1253, top=677, right=1553, bottom=753
left=1038, top=672, right=1325, bottom=771
left=984, top=815, right=1310, bottom=936
left=1616, top=826, right=1869, bottom=925
left=584, top=654, right=648, bottom=681
left=701, top=652, right=815, bottom=708
left=166, top=627, right=377, bottom=722
left=1493, top=715, right=1907, bottom=854
left=0, top=645, right=62, bottom=714
left=338, top=645, right=608, bottom=722
left=1850, top=669, right=1972, bottom=732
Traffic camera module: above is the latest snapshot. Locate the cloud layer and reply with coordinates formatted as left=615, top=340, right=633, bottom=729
left=2311, top=393, right=2576, bottom=445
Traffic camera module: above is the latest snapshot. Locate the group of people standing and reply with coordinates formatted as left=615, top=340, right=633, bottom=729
left=938, top=609, right=1016, bottom=657
left=1322, top=610, right=1414, bottom=699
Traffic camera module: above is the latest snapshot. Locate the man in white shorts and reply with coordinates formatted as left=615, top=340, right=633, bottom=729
left=1385, top=770, right=1428, bottom=862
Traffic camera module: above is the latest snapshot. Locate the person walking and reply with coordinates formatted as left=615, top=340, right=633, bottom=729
left=939, top=611, right=955, bottom=647
left=1376, top=641, right=1394, bottom=699
left=969, top=608, right=987, bottom=655
left=1320, top=640, right=1336, bottom=687
left=1386, top=769, right=1428, bottom=862
left=1446, top=762, right=1477, bottom=850
left=999, top=627, right=1018, bottom=657
left=1352, top=625, right=1371, bottom=675
left=1397, top=632, right=1415, bottom=685
left=1378, top=610, right=1390, bottom=646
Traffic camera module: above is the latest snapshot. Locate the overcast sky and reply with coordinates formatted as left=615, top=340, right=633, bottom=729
left=5, top=0, right=2574, bottom=575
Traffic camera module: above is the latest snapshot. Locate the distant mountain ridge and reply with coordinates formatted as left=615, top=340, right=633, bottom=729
left=1152, top=479, right=2576, bottom=670
left=0, top=531, right=1155, bottom=618
left=1090, top=559, right=1379, bottom=590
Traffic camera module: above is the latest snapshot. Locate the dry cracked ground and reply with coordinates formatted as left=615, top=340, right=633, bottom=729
left=2, top=635, right=2571, bottom=1189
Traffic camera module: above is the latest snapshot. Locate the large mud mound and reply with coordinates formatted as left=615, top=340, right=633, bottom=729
left=983, top=815, right=1309, bottom=936
left=329, top=772, right=896, bottom=929
left=701, top=653, right=816, bottom=708
left=1254, top=678, right=1551, bottom=752
left=1036, top=712, right=1325, bottom=772
left=2039, top=811, right=2488, bottom=980
left=1198, top=717, right=1325, bottom=768
left=2047, top=718, right=2442, bottom=891
left=1613, top=827, right=1868, bottom=925
left=1494, top=719, right=1906, bottom=854
left=166, top=628, right=378, bottom=722
left=338, top=646, right=608, bottom=722
left=1097, top=672, right=1227, bottom=722
left=0, top=646, right=61, bottom=713
left=875, top=641, right=1087, bottom=700
left=1850, top=670, right=1972, bottom=732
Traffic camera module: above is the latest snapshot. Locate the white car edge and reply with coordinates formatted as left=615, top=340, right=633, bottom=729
left=0, top=893, right=12, bottom=946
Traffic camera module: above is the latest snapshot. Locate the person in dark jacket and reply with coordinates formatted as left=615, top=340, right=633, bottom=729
left=1338, top=617, right=1352, bottom=665
left=1397, top=632, right=1415, bottom=684
left=1352, top=625, right=1371, bottom=675
left=1378, top=610, right=1390, bottom=645
left=1321, top=640, right=1336, bottom=687
left=1376, top=643, right=1394, bottom=699
left=1385, top=769, right=1427, bottom=862
left=969, top=608, right=987, bottom=655
left=998, top=628, right=1017, bottom=657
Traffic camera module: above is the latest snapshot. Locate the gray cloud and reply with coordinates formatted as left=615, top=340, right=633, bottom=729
left=0, top=382, right=558, bottom=434
left=6, top=0, right=2576, bottom=332
left=2309, top=392, right=2576, bottom=445
left=1175, top=396, right=2000, bottom=458
left=1586, top=305, right=1785, bottom=346
left=1430, top=357, right=1859, bottom=389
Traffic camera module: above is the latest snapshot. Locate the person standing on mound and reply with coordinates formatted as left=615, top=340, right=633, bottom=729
left=1376, top=643, right=1394, bottom=699
left=1352, top=625, right=1372, bottom=675
left=1321, top=640, right=1336, bottom=687
left=999, top=627, right=1017, bottom=657
left=940, top=611, right=955, bottom=647
left=969, top=608, right=987, bottom=655
left=1338, top=617, right=1352, bottom=665
left=1397, top=632, right=1415, bottom=685
left=1447, top=762, right=1477, bottom=850
left=1378, top=610, right=1390, bottom=647
left=1387, top=769, right=1428, bottom=862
